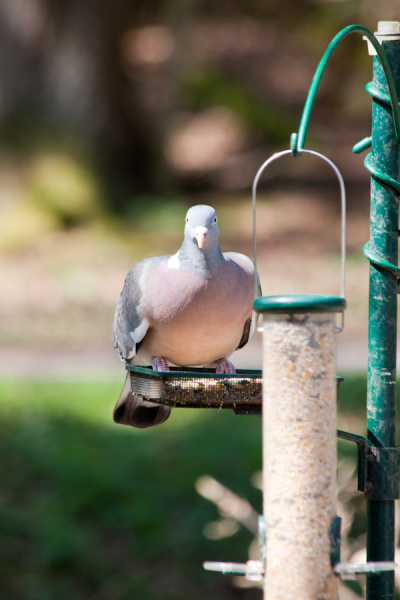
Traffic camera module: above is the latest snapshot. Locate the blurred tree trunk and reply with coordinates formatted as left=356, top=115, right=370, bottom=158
left=0, top=0, right=44, bottom=116
left=0, top=0, right=175, bottom=201
left=40, top=0, right=161, bottom=198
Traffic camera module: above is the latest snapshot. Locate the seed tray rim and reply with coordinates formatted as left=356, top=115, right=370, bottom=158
left=126, top=365, right=262, bottom=380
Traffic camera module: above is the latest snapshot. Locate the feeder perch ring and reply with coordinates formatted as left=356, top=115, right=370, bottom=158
left=127, top=366, right=263, bottom=415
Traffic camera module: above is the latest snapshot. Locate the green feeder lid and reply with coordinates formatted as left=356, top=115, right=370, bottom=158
left=254, top=294, right=346, bottom=314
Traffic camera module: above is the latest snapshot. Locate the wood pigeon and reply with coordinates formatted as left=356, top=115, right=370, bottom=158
left=112, top=204, right=261, bottom=428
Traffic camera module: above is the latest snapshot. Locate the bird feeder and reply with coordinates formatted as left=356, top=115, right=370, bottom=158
left=256, top=298, right=344, bottom=600
left=251, top=145, right=346, bottom=600
left=127, top=366, right=262, bottom=415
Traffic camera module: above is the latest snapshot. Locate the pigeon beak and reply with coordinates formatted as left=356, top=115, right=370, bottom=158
left=194, top=226, right=208, bottom=248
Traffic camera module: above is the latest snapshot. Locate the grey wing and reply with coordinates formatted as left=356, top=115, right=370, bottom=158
left=236, top=318, right=252, bottom=350
left=236, top=271, right=262, bottom=349
left=112, top=256, right=172, bottom=428
left=112, top=258, right=154, bottom=361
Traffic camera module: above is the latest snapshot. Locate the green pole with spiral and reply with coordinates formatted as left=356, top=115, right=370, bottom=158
left=362, top=21, right=400, bottom=600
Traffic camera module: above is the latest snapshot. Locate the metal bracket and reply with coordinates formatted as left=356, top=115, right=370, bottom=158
left=334, top=561, right=397, bottom=577
left=203, top=560, right=264, bottom=581
left=329, top=514, right=397, bottom=577
left=330, top=516, right=342, bottom=566
left=203, top=515, right=266, bottom=582
left=337, top=430, right=400, bottom=500
left=204, top=514, right=396, bottom=581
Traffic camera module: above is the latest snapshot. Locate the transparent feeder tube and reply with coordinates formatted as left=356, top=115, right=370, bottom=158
left=262, top=311, right=339, bottom=600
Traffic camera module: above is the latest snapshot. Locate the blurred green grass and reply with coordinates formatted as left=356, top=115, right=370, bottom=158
left=0, top=374, right=379, bottom=599
left=0, top=378, right=263, bottom=600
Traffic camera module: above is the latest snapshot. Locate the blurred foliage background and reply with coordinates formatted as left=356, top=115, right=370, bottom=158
left=1, top=0, right=400, bottom=598
left=2, top=0, right=399, bottom=361
left=3, top=0, right=399, bottom=356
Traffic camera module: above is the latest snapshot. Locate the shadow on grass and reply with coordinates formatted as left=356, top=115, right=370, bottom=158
left=0, top=379, right=262, bottom=600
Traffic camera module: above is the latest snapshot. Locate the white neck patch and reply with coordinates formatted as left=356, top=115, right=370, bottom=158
left=167, top=252, right=180, bottom=270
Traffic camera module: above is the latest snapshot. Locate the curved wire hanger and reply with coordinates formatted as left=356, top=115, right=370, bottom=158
left=251, top=149, right=346, bottom=300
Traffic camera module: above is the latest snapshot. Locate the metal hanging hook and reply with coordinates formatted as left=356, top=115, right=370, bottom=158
left=290, top=24, right=400, bottom=156
left=252, top=149, right=346, bottom=301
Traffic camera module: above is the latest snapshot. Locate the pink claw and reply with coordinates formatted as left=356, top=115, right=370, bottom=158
left=215, top=358, right=236, bottom=374
left=152, top=357, right=170, bottom=372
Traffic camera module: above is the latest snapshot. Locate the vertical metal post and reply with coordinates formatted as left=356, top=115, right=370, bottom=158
left=366, top=22, right=400, bottom=600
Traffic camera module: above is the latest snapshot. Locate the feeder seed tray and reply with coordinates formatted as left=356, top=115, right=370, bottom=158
left=127, top=366, right=263, bottom=414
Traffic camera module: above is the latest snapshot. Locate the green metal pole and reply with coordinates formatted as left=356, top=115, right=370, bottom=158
left=366, top=23, right=400, bottom=600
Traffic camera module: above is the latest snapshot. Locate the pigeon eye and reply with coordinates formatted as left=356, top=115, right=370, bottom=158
left=213, top=217, right=217, bottom=224
left=185, top=217, right=189, bottom=224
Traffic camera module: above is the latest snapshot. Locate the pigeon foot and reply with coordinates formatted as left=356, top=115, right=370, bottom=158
left=215, top=358, right=236, bottom=374
left=152, top=357, right=170, bottom=372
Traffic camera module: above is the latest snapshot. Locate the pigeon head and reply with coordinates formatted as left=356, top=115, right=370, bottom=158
left=184, top=205, right=219, bottom=250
